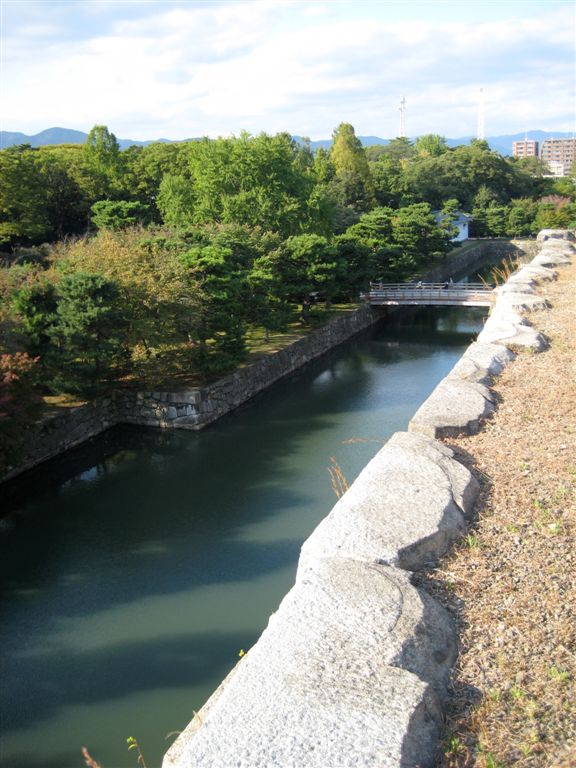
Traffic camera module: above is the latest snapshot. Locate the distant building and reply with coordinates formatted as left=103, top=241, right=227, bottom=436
left=512, top=139, right=539, bottom=158
left=540, top=138, right=576, bottom=176
left=434, top=211, right=472, bottom=242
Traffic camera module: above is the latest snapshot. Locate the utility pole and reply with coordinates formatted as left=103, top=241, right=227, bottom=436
left=399, top=95, right=407, bottom=138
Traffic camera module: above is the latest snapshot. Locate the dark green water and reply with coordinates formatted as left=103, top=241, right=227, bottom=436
left=0, top=301, right=488, bottom=768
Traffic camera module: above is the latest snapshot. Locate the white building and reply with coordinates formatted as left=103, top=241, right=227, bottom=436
left=434, top=211, right=473, bottom=242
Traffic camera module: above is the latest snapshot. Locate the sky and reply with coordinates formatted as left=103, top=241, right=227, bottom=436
left=1, top=0, right=575, bottom=141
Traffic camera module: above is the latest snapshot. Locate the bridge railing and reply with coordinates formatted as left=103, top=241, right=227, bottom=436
left=362, top=282, right=495, bottom=306
left=368, top=281, right=491, bottom=292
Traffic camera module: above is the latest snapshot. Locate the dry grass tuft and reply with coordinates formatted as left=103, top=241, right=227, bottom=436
left=328, top=455, right=349, bottom=499
left=422, top=258, right=576, bottom=767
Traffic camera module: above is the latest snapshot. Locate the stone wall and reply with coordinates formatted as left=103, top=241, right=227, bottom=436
left=1, top=398, right=117, bottom=483
left=1, top=238, right=535, bottom=484
left=162, top=231, right=573, bottom=768
left=115, top=303, right=383, bottom=430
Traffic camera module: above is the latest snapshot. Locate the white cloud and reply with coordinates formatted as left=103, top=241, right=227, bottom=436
left=1, top=0, right=574, bottom=139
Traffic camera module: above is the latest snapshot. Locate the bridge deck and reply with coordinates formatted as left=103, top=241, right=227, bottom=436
left=364, top=282, right=495, bottom=307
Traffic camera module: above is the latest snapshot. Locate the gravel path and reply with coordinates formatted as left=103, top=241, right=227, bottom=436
left=422, top=257, right=575, bottom=768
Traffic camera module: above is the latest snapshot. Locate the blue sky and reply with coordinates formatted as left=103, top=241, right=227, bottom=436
left=1, top=0, right=574, bottom=140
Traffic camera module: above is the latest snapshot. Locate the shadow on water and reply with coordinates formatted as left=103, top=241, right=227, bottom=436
left=2, top=628, right=263, bottom=733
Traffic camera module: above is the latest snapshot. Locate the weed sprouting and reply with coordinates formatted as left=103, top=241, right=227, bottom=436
left=127, top=736, right=149, bottom=768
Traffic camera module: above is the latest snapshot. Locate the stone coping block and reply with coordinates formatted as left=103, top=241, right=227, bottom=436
left=448, top=341, right=516, bottom=386
left=408, top=377, right=495, bottom=439
left=476, top=317, right=547, bottom=351
left=513, top=265, right=557, bottom=282
left=532, top=252, right=572, bottom=267
left=497, top=280, right=536, bottom=294
left=298, top=431, right=478, bottom=574
left=289, top=559, right=457, bottom=697
left=164, top=660, right=442, bottom=768
left=536, top=229, right=575, bottom=242
left=386, top=431, right=479, bottom=514
left=493, top=288, right=550, bottom=312
left=163, top=560, right=448, bottom=768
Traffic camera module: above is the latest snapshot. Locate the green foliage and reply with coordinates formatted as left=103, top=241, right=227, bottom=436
left=83, top=125, right=123, bottom=199
left=157, top=174, right=195, bottom=229
left=334, top=235, right=371, bottom=297
left=160, top=132, right=321, bottom=238
left=505, top=199, right=539, bottom=237
left=377, top=137, right=415, bottom=162
left=343, top=203, right=449, bottom=280
left=0, top=119, right=562, bottom=405
left=53, top=228, right=205, bottom=381
left=91, top=200, right=151, bottom=231
left=179, top=242, right=250, bottom=372
left=330, top=123, right=375, bottom=211
left=0, top=145, right=51, bottom=246
left=414, top=134, right=449, bottom=157
left=46, top=273, right=128, bottom=394
left=12, top=279, right=58, bottom=354
left=260, top=234, right=342, bottom=313
left=391, top=203, right=451, bottom=265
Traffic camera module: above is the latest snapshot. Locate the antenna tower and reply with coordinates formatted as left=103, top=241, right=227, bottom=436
left=477, top=87, right=485, bottom=140
left=399, top=95, right=406, bottom=138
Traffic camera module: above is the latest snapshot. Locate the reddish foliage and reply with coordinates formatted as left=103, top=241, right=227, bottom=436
left=0, top=352, right=42, bottom=472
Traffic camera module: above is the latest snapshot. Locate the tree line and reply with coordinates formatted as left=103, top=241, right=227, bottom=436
left=1, top=123, right=574, bottom=470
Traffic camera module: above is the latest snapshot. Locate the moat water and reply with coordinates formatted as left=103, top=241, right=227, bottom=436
left=0, top=266, right=493, bottom=768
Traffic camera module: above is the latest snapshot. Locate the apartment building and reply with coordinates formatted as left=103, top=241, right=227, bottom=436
left=540, top=138, right=576, bottom=176
left=512, top=139, right=539, bottom=158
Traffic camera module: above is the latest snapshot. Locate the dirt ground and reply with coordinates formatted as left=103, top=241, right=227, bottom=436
left=419, top=256, right=575, bottom=767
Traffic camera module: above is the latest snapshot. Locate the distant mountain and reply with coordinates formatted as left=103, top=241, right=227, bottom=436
left=0, top=127, right=176, bottom=150
left=1, top=127, right=93, bottom=149
left=1, top=127, right=573, bottom=155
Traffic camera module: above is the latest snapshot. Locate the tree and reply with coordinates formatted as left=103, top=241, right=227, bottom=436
left=344, top=207, right=399, bottom=281
left=506, top=199, right=539, bottom=237
left=330, top=123, right=375, bottom=211
left=90, top=200, right=151, bottom=230
left=377, top=137, right=415, bottom=162
left=48, top=273, right=128, bottom=393
left=120, top=141, right=190, bottom=219
left=12, top=280, right=58, bottom=356
left=414, top=134, right=449, bottom=157
left=334, top=235, right=371, bottom=298
left=83, top=125, right=123, bottom=200
left=157, top=174, right=196, bottom=229
left=391, top=203, right=450, bottom=271
left=0, top=145, right=50, bottom=246
left=52, top=228, right=205, bottom=376
left=38, top=152, right=90, bottom=239
left=370, top=153, right=412, bottom=208
left=258, top=234, right=343, bottom=319
left=179, top=132, right=318, bottom=237
left=179, top=244, right=250, bottom=373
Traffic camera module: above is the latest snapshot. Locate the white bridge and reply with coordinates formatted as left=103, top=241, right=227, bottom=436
left=363, top=282, right=495, bottom=307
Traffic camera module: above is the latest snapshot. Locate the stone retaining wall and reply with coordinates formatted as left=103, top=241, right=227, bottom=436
left=115, top=303, right=383, bottom=430
left=163, top=230, right=573, bottom=768
left=0, top=238, right=534, bottom=485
